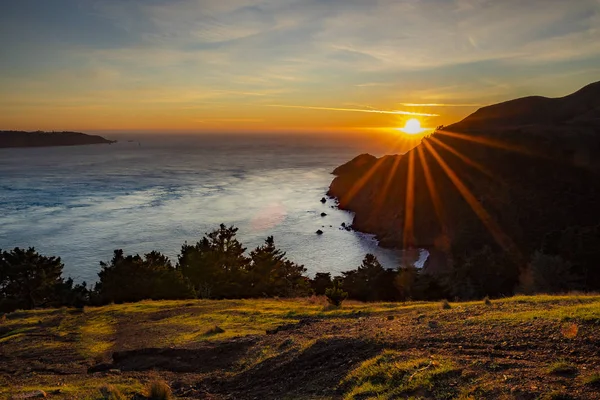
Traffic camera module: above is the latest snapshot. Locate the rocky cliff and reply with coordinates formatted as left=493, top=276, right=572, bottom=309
left=328, top=82, right=600, bottom=270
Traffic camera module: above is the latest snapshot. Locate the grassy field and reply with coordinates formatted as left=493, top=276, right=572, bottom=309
left=1, top=294, right=600, bottom=399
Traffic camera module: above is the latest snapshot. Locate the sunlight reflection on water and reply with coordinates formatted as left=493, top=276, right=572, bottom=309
left=0, top=134, right=404, bottom=283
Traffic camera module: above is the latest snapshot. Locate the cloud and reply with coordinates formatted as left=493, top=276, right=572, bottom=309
left=267, top=104, right=439, bottom=117
left=1, top=0, right=600, bottom=130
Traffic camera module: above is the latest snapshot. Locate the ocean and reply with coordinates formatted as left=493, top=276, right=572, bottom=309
left=0, top=133, right=404, bottom=283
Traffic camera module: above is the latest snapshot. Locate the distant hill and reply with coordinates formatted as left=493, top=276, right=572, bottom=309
left=329, top=81, right=600, bottom=279
left=0, top=131, right=115, bottom=148
left=446, top=81, right=600, bottom=131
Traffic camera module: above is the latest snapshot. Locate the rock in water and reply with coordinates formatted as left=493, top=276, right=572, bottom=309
left=316, top=230, right=324, bottom=235
left=320, top=197, right=327, bottom=203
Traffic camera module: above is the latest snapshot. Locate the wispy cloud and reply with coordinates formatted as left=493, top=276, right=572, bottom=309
left=267, top=104, right=439, bottom=117
left=1, top=0, right=600, bottom=130
left=401, top=103, right=485, bottom=107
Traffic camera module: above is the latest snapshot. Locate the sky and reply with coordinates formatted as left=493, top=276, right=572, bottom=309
left=1, top=0, right=600, bottom=134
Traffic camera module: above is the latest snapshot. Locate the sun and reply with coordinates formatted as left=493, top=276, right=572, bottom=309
left=399, top=118, right=425, bottom=135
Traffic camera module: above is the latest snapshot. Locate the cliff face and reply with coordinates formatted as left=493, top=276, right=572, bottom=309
left=0, top=131, right=115, bottom=148
left=328, top=82, right=600, bottom=266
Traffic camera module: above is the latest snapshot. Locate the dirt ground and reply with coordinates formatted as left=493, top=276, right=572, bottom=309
left=1, top=296, right=600, bottom=399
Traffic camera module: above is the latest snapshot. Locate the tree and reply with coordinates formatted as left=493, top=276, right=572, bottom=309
left=311, top=272, right=333, bottom=296
left=341, top=254, right=396, bottom=301
left=520, top=251, right=579, bottom=294
left=395, top=263, right=447, bottom=301
left=96, top=250, right=195, bottom=304
left=0, top=247, right=68, bottom=311
left=395, top=263, right=419, bottom=300
left=541, top=225, right=600, bottom=291
left=177, top=225, right=249, bottom=298
left=445, top=245, right=519, bottom=300
left=247, top=236, right=310, bottom=297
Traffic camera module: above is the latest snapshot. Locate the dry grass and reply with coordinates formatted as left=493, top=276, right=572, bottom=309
left=547, top=360, right=578, bottom=376
left=147, top=380, right=172, bottom=400
left=341, top=351, right=459, bottom=399
left=2, top=294, right=600, bottom=399
left=100, top=384, right=126, bottom=400
left=582, top=372, right=600, bottom=387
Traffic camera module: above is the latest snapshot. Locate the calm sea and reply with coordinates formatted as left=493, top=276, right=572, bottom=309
left=0, top=133, right=404, bottom=283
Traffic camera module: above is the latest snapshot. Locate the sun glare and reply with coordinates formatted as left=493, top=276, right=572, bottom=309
left=400, top=118, right=425, bottom=135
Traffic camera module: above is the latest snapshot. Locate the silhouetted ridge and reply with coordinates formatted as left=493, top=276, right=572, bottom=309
left=0, top=131, right=115, bottom=148
left=447, top=80, right=600, bottom=131
left=329, top=81, right=600, bottom=286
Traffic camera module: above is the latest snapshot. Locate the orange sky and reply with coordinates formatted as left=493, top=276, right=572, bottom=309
left=1, top=0, right=600, bottom=134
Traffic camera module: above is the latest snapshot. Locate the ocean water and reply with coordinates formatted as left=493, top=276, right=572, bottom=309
left=0, top=134, right=403, bottom=283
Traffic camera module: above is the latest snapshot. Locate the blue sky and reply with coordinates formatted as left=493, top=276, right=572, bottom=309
left=1, top=0, right=599, bottom=132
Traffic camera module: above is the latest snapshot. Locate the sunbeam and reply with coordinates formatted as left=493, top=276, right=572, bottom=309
left=428, top=136, right=497, bottom=180
left=416, top=145, right=448, bottom=249
left=436, top=129, right=535, bottom=157
left=422, top=139, right=520, bottom=260
left=403, top=150, right=415, bottom=251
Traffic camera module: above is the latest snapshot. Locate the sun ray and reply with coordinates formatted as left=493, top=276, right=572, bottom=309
left=403, top=150, right=416, bottom=250
left=416, top=145, right=448, bottom=244
left=375, top=154, right=402, bottom=209
left=436, top=129, right=534, bottom=157
left=339, top=135, right=413, bottom=207
left=428, top=136, right=497, bottom=180
left=422, top=139, right=520, bottom=259
left=339, top=155, right=388, bottom=207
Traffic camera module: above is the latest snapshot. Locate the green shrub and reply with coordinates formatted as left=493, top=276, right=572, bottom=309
left=325, top=281, right=348, bottom=307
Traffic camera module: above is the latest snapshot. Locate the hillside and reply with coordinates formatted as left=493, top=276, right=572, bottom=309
left=328, top=81, right=600, bottom=278
left=0, top=131, right=115, bottom=148
left=1, top=296, right=600, bottom=399
left=446, top=81, right=600, bottom=131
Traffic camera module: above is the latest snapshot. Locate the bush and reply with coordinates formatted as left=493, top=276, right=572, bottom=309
left=441, top=299, right=452, bottom=309
left=147, top=380, right=172, bottom=400
left=325, top=281, right=348, bottom=307
left=483, top=296, right=492, bottom=306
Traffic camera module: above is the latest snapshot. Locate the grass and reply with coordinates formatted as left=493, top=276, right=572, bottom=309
left=100, top=384, right=126, bottom=400
left=583, top=372, right=600, bottom=386
left=341, top=351, right=459, bottom=400
left=547, top=360, right=578, bottom=376
left=2, top=294, right=600, bottom=399
left=147, top=380, right=172, bottom=400
left=540, top=391, right=575, bottom=400
left=3, top=377, right=145, bottom=400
